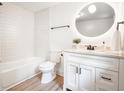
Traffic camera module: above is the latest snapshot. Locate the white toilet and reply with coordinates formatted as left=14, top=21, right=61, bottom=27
left=39, top=51, right=61, bottom=84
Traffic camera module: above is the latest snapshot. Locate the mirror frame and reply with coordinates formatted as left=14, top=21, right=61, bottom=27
left=73, top=2, right=117, bottom=39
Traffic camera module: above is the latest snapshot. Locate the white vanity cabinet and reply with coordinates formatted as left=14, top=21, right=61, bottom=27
left=79, top=65, right=95, bottom=91
left=63, top=52, right=121, bottom=91
left=66, top=62, right=79, bottom=90
left=96, top=68, right=118, bottom=91
left=65, top=62, right=95, bottom=91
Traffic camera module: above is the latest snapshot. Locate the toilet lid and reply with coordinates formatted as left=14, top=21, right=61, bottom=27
left=39, top=61, right=55, bottom=68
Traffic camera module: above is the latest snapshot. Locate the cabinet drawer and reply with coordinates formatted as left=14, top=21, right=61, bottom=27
left=96, top=68, right=118, bottom=91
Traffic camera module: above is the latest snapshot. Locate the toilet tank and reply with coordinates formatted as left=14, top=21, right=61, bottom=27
left=50, top=51, right=61, bottom=63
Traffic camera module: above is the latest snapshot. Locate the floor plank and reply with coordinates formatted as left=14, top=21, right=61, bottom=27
left=7, top=73, right=63, bottom=91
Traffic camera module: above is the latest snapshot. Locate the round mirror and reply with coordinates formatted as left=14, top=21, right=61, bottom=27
left=75, top=2, right=115, bottom=37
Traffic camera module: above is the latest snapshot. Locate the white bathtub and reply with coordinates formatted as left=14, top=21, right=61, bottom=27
left=0, top=57, right=45, bottom=90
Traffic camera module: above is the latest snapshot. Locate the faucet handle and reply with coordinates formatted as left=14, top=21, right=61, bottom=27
left=91, top=46, right=97, bottom=50
left=84, top=45, right=91, bottom=50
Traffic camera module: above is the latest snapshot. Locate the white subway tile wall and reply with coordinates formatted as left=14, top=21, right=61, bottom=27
left=0, top=3, right=34, bottom=62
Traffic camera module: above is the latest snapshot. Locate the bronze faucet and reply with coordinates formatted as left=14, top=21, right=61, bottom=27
left=85, top=45, right=97, bottom=50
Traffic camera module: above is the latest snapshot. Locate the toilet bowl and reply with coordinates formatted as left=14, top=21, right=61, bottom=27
left=39, top=51, right=61, bottom=84
left=39, top=61, right=56, bottom=84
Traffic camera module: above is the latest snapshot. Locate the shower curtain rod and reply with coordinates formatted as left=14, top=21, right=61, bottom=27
left=50, top=25, right=70, bottom=30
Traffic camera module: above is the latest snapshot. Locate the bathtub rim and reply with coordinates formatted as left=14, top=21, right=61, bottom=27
left=0, top=57, right=46, bottom=73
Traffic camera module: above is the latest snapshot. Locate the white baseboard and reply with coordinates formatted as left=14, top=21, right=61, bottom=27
left=3, top=72, right=41, bottom=91
left=56, top=72, right=63, bottom=77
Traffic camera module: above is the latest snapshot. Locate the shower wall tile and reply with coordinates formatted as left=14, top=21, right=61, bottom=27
left=0, top=3, right=34, bottom=62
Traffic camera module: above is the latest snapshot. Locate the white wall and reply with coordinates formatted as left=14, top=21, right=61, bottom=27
left=0, top=3, right=34, bottom=62
left=120, top=3, right=124, bottom=51
left=49, top=2, right=123, bottom=49
left=49, top=3, right=82, bottom=51
left=35, top=9, right=50, bottom=59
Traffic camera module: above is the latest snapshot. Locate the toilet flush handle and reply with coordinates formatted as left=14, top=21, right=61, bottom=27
left=61, top=53, right=63, bottom=56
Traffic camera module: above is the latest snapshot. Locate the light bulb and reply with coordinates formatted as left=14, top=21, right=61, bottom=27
left=88, top=5, right=96, bottom=14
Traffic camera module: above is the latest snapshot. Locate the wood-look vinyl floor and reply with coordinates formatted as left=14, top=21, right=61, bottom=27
left=7, top=73, right=63, bottom=91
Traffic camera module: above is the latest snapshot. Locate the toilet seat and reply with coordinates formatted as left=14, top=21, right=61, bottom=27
left=39, top=61, right=55, bottom=69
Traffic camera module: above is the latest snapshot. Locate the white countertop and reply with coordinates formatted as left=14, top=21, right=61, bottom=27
left=64, top=49, right=124, bottom=59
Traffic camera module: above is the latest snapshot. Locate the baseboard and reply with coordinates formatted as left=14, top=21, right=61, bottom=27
left=56, top=72, right=63, bottom=77
left=3, top=72, right=41, bottom=91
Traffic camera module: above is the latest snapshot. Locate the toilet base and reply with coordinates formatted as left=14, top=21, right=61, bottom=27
left=41, top=72, right=56, bottom=84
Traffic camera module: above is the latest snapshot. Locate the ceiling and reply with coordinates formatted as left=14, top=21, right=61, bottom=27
left=11, top=2, right=60, bottom=12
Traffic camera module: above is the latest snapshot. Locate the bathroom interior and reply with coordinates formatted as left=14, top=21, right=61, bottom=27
left=0, top=1, right=124, bottom=91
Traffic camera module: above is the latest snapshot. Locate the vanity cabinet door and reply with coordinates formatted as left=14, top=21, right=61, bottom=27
left=79, top=65, right=95, bottom=91
left=66, top=62, right=79, bottom=90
